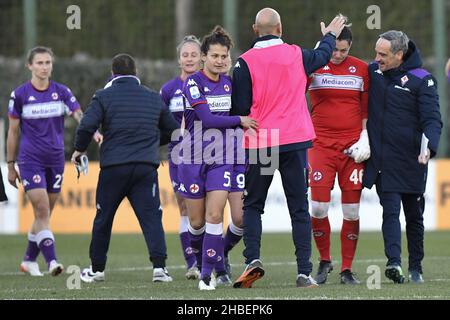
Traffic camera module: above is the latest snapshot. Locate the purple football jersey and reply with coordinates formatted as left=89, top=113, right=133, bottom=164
left=8, top=81, right=80, bottom=167
left=160, top=77, right=185, bottom=153
left=182, top=71, right=233, bottom=164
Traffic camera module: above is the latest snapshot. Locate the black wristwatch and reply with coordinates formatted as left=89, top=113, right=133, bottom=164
left=327, top=31, right=337, bottom=38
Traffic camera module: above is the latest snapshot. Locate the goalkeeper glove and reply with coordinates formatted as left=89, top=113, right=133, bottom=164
left=345, top=130, right=370, bottom=163
left=75, top=154, right=89, bottom=178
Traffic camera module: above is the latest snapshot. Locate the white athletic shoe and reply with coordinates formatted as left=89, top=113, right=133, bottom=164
left=80, top=266, right=105, bottom=283
left=199, top=273, right=216, bottom=290
left=199, top=279, right=216, bottom=291
left=153, top=267, right=173, bottom=282
left=48, top=260, right=64, bottom=277
left=20, top=261, right=44, bottom=277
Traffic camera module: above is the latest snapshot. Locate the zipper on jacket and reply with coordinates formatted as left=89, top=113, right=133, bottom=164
left=379, top=77, right=391, bottom=180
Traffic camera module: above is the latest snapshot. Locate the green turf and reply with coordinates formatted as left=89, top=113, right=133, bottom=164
left=0, top=231, right=449, bottom=300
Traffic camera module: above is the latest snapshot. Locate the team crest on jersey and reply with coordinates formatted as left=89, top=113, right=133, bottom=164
left=348, top=66, right=357, bottom=73
left=401, top=75, right=409, bottom=86
left=206, top=248, right=216, bottom=257
left=51, top=92, right=59, bottom=100
left=70, top=96, right=77, bottom=103
left=224, top=84, right=230, bottom=92
left=312, top=171, right=323, bottom=181
left=189, top=184, right=199, bottom=194
left=32, top=175, right=41, bottom=184
left=185, top=247, right=194, bottom=255
left=189, top=86, right=201, bottom=99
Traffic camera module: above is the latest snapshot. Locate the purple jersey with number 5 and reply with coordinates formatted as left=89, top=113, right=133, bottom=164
left=8, top=81, right=80, bottom=167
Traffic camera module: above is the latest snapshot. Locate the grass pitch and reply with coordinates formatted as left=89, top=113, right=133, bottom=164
left=0, top=231, right=449, bottom=300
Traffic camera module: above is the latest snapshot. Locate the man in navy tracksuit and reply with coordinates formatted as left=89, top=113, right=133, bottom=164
left=72, top=54, right=178, bottom=283
left=363, top=31, right=442, bottom=284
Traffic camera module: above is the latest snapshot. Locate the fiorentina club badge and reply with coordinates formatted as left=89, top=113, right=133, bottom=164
left=32, top=174, right=41, bottom=184
left=224, top=84, right=230, bottom=92
left=189, top=184, right=199, bottom=194
left=312, top=171, right=323, bottom=182
left=52, top=92, right=59, bottom=100
left=401, top=75, right=409, bottom=86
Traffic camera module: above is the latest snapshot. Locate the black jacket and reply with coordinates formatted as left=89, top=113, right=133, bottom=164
left=363, top=41, right=442, bottom=194
left=74, top=77, right=178, bottom=168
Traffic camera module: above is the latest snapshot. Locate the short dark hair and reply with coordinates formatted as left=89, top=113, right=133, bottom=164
left=27, top=46, right=54, bottom=65
left=201, top=25, right=233, bottom=55
left=112, top=53, right=136, bottom=76
left=337, top=26, right=353, bottom=44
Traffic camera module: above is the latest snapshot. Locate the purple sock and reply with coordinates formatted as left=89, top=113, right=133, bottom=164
left=188, top=229, right=205, bottom=269
left=223, top=225, right=243, bottom=256
left=36, top=230, right=57, bottom=267
left=180, top=231, right=197, bottom=269
left=201, top=223, right=224, bottom=280
left=215, top=238, right=226, bottom=273
left=24, top=233, right=40, bottom=262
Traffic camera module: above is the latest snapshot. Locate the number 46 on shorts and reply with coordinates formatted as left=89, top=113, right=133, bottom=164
left=349, top=169, right=364, bottom=185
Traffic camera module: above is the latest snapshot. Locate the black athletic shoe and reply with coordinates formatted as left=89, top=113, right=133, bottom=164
left=340, top=269, right=360, bottom=285
left=315, top=260, right=333, bottom=284
left=385, top=265, right=405, bottom=284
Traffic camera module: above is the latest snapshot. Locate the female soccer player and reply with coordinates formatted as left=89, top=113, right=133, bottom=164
left=307, top=20, right=369, bottom=284
left=7, top=46, right=101, bottom=277
left=179, top=26, right=257, bottom=290
left=160, top=35, right=202, bottom=280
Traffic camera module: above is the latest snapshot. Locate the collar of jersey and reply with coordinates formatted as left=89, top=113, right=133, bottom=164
left=253, top=38, right=284, bottom=49
left=104, top=75, right=141, bottom=89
